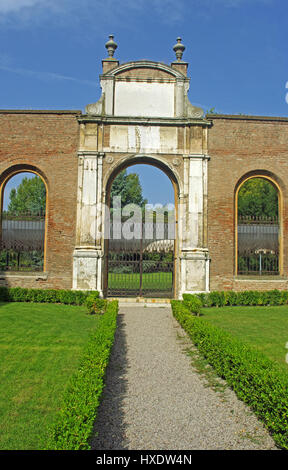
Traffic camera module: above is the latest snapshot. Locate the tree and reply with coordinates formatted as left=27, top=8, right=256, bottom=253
left=238, top=178, right=278, bottom=218
left=7, top=175, right=46, bottom=216
left=110, top=170, right=147, bottom=209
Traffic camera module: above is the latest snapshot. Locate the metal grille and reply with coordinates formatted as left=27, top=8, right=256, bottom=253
left=0, top=212, right=45, bottom=272
left=237, top=216, right=279, bottom=275
left=106, top=221, right=175, bottom=298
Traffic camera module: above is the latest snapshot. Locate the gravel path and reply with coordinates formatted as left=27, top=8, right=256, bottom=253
left=91, top=305, right=277, bottom=450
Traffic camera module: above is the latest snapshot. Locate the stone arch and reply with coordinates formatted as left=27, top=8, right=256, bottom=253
left=104, top=154, right=182, bottom=204
left=0, top=164, right=48, bottom=272
left=103, top=60, right=186, bottom=79
left=103, top=154, right=180, bottom=298
left=235, top=170, right=283, bottom=276
left=73, top=151, right=210, bottom=297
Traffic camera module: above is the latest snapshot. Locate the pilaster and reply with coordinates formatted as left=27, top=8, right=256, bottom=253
left=73, top=151, right=105, bottom=293
left=179, top=153, right=210, bottom=295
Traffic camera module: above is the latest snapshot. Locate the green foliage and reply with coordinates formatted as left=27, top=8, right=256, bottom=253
left=171, top=300, right=288, bottom=449
left=206, top=291, right=226, bottom=307
left=46, top=300, right=118, bottom=450
left=0, top=249, right=44, bottom=272
left=86, top=294, right=107, bottom=315
left=206, top=107, right=219, bottom=115
left=110, top=169, right=147, bottom=210
left=109, top=264, right=134, bottom=274
left=182, top=294, right=202, bottom=315
left=0, top=302, right=103, bottom=450
left=224, top=291, right=239, bottom=306
left=7, top=175, right=46, bottom=216
left=0, top=287, right=98, bottom=305
left=200, top=305, right=288, bottom=373
left=182, top=290, right=288, bottom=308
left=238, top=253, right=279, bottom=275
left=238, top=178, right=278, bottom=218
left=108, top=271, right=172, bottom=292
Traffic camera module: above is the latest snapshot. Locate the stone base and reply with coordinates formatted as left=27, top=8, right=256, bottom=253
left=179, top=250, right=210, bottom=297
left=73, top=249, right=103, bottom=295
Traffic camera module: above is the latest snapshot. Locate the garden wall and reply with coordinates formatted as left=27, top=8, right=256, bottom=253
left=207, top=115, right=288, bottom=291
left=0, top=110, right=81, bottom=289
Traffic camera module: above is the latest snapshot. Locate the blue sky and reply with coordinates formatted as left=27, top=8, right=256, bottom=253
left=1, top=0, right=287, bottom=205
left=2, top=167, right=174, bottom=209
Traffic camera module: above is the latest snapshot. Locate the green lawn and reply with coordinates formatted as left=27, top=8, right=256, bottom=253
left=202, top=306, right=288, bottom=373
left=108, top=271, right=172, bottom=290
left=0, top=302, right=100, bottom=450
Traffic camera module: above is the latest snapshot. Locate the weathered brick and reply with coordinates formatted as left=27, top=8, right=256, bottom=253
left=0, top=111, right=80, bottom=289
left=207, top=115, right=288, bottom=291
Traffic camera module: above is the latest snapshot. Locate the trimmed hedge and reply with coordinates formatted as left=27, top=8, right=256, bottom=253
left=86, top=294, right=107, bottom=315
left=171, top=300, right=288, bottom=449
left=46, top=300, right=118, bottom=450
left=0, top=286, right=99, bottom=305
left=182, top=294, right=202, bottom=315
left=183, top=289, right=288, bottom=309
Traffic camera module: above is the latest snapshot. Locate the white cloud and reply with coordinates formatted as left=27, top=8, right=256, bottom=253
left=0, top=0, right=274, bottom=29
left=0, top=0, right=45, bottom=14
left=0, top=0, right=140, bottom=16
left=0, top=63, right=96, bottom=86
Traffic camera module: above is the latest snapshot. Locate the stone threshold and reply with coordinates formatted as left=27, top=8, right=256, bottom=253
left=108, top=297, right=172, bottom=307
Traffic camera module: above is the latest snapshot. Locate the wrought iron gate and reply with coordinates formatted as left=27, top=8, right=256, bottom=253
left=106, top=221, right=175, bottom=298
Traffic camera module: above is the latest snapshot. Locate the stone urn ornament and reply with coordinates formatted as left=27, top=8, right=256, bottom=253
left=173, top=37, right=185, bottom=61
left=105, top=34, right=118, bottom=58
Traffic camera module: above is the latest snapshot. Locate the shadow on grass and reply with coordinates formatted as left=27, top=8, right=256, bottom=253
left=90, top=311, right=129, bottom=450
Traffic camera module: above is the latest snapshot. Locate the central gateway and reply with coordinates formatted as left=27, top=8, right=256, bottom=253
left=73, top=36, right=210, bottom=298
left=106, top=220, right=175, bottom=298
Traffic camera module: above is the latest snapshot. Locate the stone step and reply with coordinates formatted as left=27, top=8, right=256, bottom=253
left=108, top=297, right=172, bottom=307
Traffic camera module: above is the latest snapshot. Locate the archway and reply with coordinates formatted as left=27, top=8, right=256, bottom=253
left=235, top=173, right=281, bottom=276
left=0, top=167, right=47, bottom=272
left=104, top=157, right=179, bottom=298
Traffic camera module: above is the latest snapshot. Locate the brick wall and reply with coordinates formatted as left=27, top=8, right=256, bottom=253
left=207, top=115, right=288, bottom=291
left=1, top=110, right=288, bottom=293
left=0, top=110, right=81, bottom=289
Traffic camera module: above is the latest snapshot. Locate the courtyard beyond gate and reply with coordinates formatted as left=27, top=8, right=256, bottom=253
left=106, top=221, right=175, bottom=298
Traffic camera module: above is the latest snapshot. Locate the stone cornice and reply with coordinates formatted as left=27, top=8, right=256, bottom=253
left=77, top=151, right=105, bottom=158
left=78, top=115, right=211, bottom=127
left=183, top=154, right=210, bottom=160
left=206, top=114, right=288, bottom=122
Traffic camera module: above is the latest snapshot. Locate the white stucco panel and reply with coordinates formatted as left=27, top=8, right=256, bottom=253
left=139, top=126, right=161, bottom=152
left=114, top=82, right=175, bottom=117
left=127, top=125, right=161, bottom=152
left=110, top=125, right=128, bottom=150
left=82, top=159, right=97, bottom=206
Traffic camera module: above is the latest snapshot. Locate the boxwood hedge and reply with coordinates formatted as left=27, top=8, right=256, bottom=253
left=171, top=299, right=288, bottom=449
left=0, top=286, right=116, bottom=449
left=0, top=286, right=99, bottom=305
left=46, top=300, right=118, bottom=450
left=183, top=289, right=288, bottom=309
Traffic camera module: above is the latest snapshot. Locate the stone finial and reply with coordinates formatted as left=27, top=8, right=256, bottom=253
left=173, top=37, right=185, bottom=61
left=105, top=34, right=118, bottom=58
